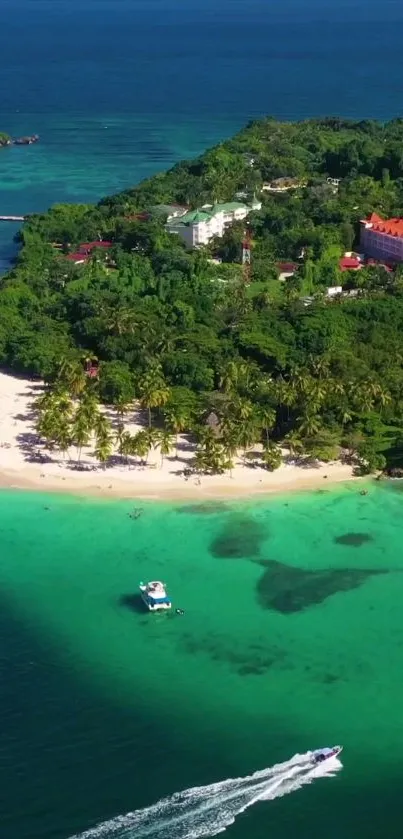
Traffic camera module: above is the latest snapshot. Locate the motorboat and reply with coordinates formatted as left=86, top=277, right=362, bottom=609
left=139, top=581, right=172, bottom=611
left=312, top=745, right=343, bottom=764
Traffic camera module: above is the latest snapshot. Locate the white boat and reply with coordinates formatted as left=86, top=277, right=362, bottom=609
left=312, top=745, right=343, bottom=764
left=139, top=581, right=172, bottom=611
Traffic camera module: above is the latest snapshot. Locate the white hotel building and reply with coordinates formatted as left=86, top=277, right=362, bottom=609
left=166, top=199, right=261, bottom=248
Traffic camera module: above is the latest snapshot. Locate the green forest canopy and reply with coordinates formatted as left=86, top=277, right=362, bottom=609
left=4, top=116, right=403, bottom=472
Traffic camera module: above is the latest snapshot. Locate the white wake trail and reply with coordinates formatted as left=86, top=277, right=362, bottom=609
left=68, top=752, right=342, bottom=839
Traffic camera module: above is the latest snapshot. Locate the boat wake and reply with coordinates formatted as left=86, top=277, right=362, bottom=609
left=68, top=752, right=342, bottom=839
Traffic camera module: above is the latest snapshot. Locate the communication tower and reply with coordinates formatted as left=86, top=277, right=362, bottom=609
left=242, top=227, right=252, bottom=283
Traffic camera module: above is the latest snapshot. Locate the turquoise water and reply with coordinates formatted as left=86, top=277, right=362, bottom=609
left=1, top=482, right=403, bottom=839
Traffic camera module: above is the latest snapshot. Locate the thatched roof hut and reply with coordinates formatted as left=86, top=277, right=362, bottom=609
left=204, top=411, right=221, bottom=436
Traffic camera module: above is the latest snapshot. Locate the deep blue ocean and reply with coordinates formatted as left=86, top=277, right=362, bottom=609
left=1, top=0, right=403, bottom=267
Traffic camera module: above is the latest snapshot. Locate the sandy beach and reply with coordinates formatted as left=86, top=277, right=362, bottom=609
left=0, top=372, right=357, bottom=500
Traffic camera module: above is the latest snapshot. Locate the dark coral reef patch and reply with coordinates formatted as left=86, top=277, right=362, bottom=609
left=210, top=515, right=267, bottom=559
left=255, top=559, right=389, bottom=613
left=334, top=532, right=373, bottom=547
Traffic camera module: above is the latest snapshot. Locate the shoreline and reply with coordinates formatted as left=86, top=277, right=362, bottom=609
left=0, top=370, right=360, bottom=502
left=0, top=462, right=360, bottom=502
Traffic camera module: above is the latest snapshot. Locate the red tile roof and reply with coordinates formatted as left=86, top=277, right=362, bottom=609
left=339, top=256, right=362, bottom=271
left=79, top=241, right=112, bottom=252
left=65, top=253, right=88, bottom=263
left=365, top=213, right=403, bottom=238
left=277, top=262, right=298, bottom=273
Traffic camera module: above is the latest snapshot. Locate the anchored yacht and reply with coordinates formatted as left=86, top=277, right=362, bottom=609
left=139, top=581, right=172, bottom=611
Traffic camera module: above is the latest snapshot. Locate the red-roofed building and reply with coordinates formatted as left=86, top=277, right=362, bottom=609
left=360, top=213, right=403, bottom=263
left=65, top=240, right=112, bottom=264
left=78, top=241, right=112, bottom=254
left=276, top=262, right=298, bottom=281
left=65, top=253, right=88, bottom=264
left=339, top=256, right=362, bottom=272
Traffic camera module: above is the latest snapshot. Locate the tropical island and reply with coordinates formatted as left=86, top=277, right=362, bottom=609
left=2, top=115, right=403, bottom=497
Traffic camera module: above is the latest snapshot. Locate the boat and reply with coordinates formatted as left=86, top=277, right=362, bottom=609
left=139, top=580, right=172, bottom=611
left=312, top=745, right=343, bottom=764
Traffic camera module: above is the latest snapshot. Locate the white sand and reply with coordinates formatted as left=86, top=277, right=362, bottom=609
left=0, top=372, right=357, bottom=500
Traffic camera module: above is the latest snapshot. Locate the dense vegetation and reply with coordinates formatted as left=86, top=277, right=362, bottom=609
left=5, top=116, right=403, bottom=474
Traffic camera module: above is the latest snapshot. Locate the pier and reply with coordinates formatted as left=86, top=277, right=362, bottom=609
left=0, top=216, right=26, bottom=222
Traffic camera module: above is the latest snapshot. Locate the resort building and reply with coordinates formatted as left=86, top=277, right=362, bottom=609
left=339, top=254, right=362, bottom=272
left=277, top=261, right=298, bottom=281
left=65, top=240, right=112, bottom=264
left=360, top=213, right=403, bottom=263
left=166, top=199, right=261, bottom=248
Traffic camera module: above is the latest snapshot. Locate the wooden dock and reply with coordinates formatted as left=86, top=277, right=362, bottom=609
left=0, top=215, right=26, bottom=222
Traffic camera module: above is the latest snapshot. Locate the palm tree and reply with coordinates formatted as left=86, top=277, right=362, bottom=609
left=46, top=391, right=74, bottom=459
left=94, top=412, right=112, bottom=439
left=131, top=430, right=150, bottom=465
left=297, top=413, right=321, bottom=438
left=219, top=360, right=238, bottom=394
left=34, top=390, right=55, bottom=413
left=194, top=447, right=208, bottom=475
left=274, top=378, right=296, bottom=415
left=309, top=356, right=330, bottom=380
left=354, top=390, right=375, bottom=414
left=164, top=405, right=190, bottom=458
left=138, top=363, right=171, bottom=427
left=195, top=439, right=228, bottom=475
left=107, top=308, right=138, bottom=337
left=57, top=358, right=87, bottom=398
left=285, top=430, right=304, bottom=458
left=79, top=390, right=100, bottom=428
left=158, top=430, right=174, bottom=467
left=289, top=364, right=310, bottom=395
left=238, top=417, right=259, bottom=464
left=370, top=383, right=391, bottom=408
left=221, top=427, right=240, bottom=477
left=219, top=360, right=249, bottom=394
left=197, top=425, right=219, bottom=449
left=56, top=421, right=73, bottom=461
left=94, top=413, right=113, bottom=468
left=262, top=441, right=282, bottom=471
left=115, top=424, right=132, bottom=465
left=230, top=397, right=254, bottom=422
left=144, top=426, right=160, bottom=453
left=71, top=412, right=91, bottom=463
left=337, top=403, right=353, bottom=426
left=94, top=435, right=113, bottom=469
left=257, top=406, right=276, bottom=444
left=304, top=379, right=327, bottom=412
left=70, top=391, right=98, bottom=462
left=36, top=408, right=59, bottom=449
left=221, top=423, right=239, bottom=455
left=114, top=400, right=130, bottom=424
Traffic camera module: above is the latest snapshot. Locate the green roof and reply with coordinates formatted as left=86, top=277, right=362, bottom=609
left=167, top=202, right=251, bottom=228
left=176, top=210, right=212, bottom=225
left=210, top=202, right=249, bottom=215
